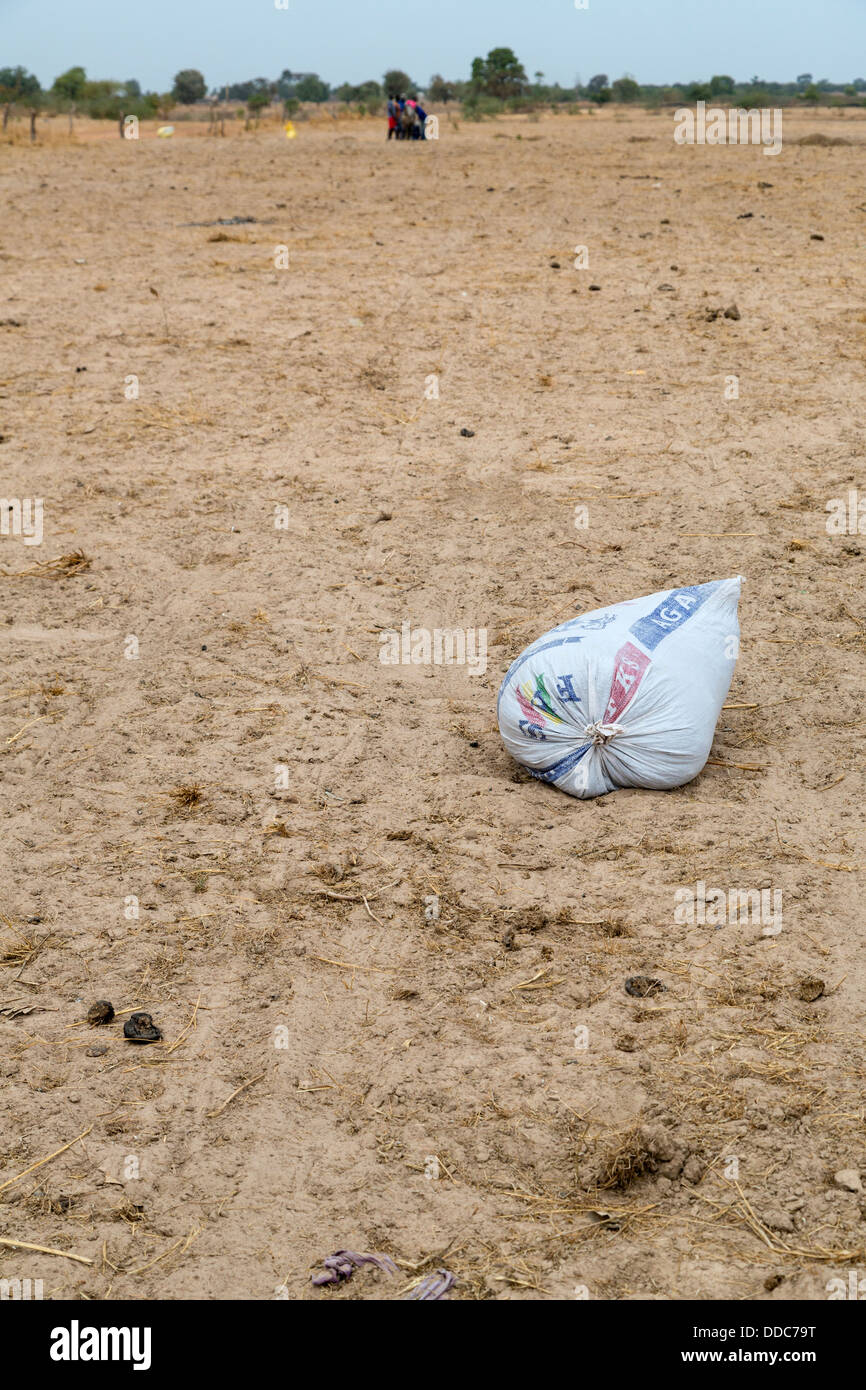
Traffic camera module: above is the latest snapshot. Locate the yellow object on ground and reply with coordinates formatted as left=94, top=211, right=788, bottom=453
left=284, top=122, right=296, bottom=139
left=156, top=126, right=174, bottom=138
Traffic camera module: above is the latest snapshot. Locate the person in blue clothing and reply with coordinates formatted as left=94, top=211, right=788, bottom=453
left=412, top=99, right=427, bottom=139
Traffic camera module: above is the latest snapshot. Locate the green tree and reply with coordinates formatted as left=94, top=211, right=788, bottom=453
left=172, top=69, right=206, bottom=104
left=247, top=89, right=270, bottom=123
left=611, top=76, right=640, bottom=102
left=428, top=74, right=453, bottom=102
left=276, top=69, right=297, bottom=99
left=471, top=47, right=527, bottom=99
left=587, top=73, right=612, bottom=104
left=0, top=66, right=41, bottom=97
left=383, top=68, right=413, bottom=96
left=81, top=80, right=127, bottom=119
left=470, top=57, right=486, bottom=88
left=0, top=66, right=41, bottom=130
left=709, top=74, right=735, bottom=95
left=293, top=73, right=330, bottom=102
left=337, top=79, right=380, bottom=105
left=227, top=76, right=271, bottom=102
left=52, top=66, right=87, bottom=102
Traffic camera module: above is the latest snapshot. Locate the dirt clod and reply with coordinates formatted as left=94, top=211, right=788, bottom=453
left=796, top=976, right=825, bottom=1002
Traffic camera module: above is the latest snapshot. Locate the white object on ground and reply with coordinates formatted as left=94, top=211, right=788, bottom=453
left=497, top=576, right=743, bottom=799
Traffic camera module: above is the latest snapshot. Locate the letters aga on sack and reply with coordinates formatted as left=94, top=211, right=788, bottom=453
left=497, top=577, right=743, bottom=799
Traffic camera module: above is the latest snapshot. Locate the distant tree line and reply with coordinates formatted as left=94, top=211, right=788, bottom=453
left=456, top=55, right=866, bottom=116
left=3, top=54, right=866, bottom=134
left=0, top=64, right=203, bottom=129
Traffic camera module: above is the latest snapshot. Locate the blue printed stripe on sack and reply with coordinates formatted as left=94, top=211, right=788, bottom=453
left=531, top=742, right=591, bottom=784
left=628, top=582, right=721, bottom=653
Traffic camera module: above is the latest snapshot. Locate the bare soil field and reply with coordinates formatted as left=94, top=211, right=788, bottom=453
left=1, top=106, right=865, bottom=1301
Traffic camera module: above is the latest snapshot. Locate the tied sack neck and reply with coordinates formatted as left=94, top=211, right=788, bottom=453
left=583, top=720, right=624, bottom=747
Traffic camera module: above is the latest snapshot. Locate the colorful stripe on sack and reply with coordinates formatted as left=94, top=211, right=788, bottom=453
left=603, top=641, right=651, bottom=723
left=628, top=582, right=720, bottom=652
left=530, top=742, right=592, bottom=783
left=496, top=636, right=586, bottom=718
left=515, top=673, right=565, bottom=727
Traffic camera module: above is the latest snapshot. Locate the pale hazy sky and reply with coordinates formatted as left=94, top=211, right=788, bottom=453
left=4, top=0, right=866, bottom=93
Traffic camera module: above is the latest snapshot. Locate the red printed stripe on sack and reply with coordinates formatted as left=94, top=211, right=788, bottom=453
left=604, top=642, right=650, bottom=723
left=516, top=688, right=546, bottom=726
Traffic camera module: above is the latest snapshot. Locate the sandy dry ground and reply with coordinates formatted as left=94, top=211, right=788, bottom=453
left=1, top=106, right=866, bottom=1301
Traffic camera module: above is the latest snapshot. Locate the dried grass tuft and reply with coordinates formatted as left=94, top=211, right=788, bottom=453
left=598, top=1124, right=658, bottom=1190
left=167, top=782, right=205, bottom=811
left=7, top=549, right=92, bottom=579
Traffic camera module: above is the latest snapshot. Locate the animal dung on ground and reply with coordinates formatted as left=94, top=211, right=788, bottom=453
left=86, top=999, right=115, bottom=1025
left=497, top=577, right=743, bottom=798
left=625, top=975, right=666, bottom=998
left=123, top=1012, right=162, bottom=1043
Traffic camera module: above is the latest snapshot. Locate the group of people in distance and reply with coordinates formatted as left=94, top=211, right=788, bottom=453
left=387, top=94, right=428, bottom=140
